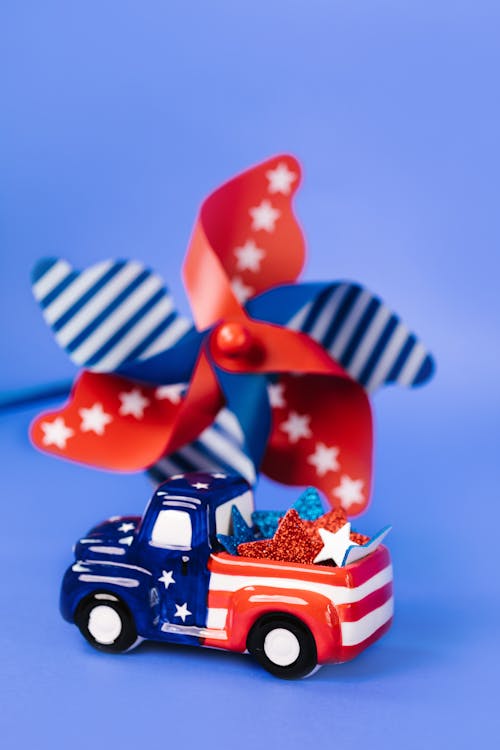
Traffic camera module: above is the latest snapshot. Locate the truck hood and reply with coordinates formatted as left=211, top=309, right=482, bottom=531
left=74, top=515, right=141, bottom=562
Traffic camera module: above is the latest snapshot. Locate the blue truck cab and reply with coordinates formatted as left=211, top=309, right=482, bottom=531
left=60, top=472, right=253, bottom=651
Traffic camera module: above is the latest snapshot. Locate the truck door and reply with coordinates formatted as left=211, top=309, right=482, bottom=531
left=142, top=498, right=211, bottom=641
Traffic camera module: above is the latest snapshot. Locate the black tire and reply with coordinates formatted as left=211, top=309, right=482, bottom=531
left=247, top=613, right=318, bottom=679
left=75, top=592, right=138, bottom=653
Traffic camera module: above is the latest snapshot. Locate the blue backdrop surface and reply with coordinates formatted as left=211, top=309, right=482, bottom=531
left=1, top=2, right=499, bottom=748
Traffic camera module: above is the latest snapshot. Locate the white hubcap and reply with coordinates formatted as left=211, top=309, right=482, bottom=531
left=263, top=628, right=301, bottom=667
left=88, top=605, right=122, bottom=644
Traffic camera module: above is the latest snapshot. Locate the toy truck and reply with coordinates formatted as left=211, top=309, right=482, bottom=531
left=61, top=472, right=393, bottom=678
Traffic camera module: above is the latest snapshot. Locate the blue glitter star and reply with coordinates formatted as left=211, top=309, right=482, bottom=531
left=252, top=487, right=324, bottom=539
left=217, top=505, right=256, bottom=555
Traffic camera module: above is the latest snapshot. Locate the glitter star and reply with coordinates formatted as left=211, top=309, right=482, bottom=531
left=79, top=402, right=112, bottom=436
left=239, top=509, right=314, bottom=565
left=118, top=388, right=150, bottom=419
left=230, top=276, right=254, bottom=303
left=313, top=523, right=358, bottom=567
left=158, top=570, right=175, bottom=589
left=40, top=417, right=74, bottom=449
left=174, top=602, right=191, bottom=623
left=280, top=411, right=312, bottom=443
left=155, top=384, right=185, bottom=404
left=267, top=382, right=286, bottom=409
left=249, top=200, right=281, bottom=232
left=234, top=239, right=266, bottom=272
left=252, top=487, right=324, bottom=539
left=333, top=475, right=364, bottom=510
left=307, top=442, right=340, bottom=477
left=217, top=505, right=256, bottom=555
left=266, top=162, right=297, bottom=195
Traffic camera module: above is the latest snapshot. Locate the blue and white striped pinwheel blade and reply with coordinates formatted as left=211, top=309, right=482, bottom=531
left=247, top=282, right=435, bottom=392
left=31, top=258, right=193, bottom=373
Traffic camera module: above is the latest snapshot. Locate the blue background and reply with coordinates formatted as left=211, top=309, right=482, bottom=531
left=1, top=1, right=499, bottom=747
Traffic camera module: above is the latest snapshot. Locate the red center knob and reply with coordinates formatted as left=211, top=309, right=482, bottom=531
left=215, top=322, right=253, bottom=357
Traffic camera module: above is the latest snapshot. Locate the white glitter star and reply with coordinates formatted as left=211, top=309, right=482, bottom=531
left=280, top=411, right=312, bottom=443
left=230, top=276, right=254, bottom=303
left=40, top=417, right=74, bottom=449
left=234, top=239, right=266, bottom=272
left=313, top=523, right=358, bottom=567
left=267, top=382, right=286, bottom=409
left=333, top=475, right=365, bottom=510
left=307, top=442, right=340, bottom=477
left=158, top=570, right=175, bottom=589
left=79, top=402, right=112, bottom=436
left=266, top=162, right=297, bottom=195
left=155, top=384, right=185, bottom=404
left=249, top=200, right=281, bottom=232
left=118, top=389, right=150, bottom=419
left=174, top=602, right=192, bottom=622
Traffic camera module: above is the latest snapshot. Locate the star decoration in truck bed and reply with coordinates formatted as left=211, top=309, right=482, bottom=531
left=30, top=155, right=435, bottom=514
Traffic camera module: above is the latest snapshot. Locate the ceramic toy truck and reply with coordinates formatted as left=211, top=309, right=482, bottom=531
left=61, top=472, right=393, bottom=678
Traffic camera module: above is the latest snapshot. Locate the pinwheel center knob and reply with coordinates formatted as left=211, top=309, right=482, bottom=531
left=215, top=322, right=254, bottom=357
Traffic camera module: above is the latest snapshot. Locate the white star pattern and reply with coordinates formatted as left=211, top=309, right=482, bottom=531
left=79, top=402, right=112, bottom=436
left=230, top=276, right=254, bottom=303
left=280, top=411, right=312, bottom=443
left=333, top=475, right=365, bottom=510
left=174, top=602, right=192, bottom=622
left=234, top=239, right=266, bottom=272
left=118, top=389, right=150, bottom=419
left=307, top=443, right=340, bottom=477
left=158, top=570, right=175, bottom=589
left=313, top=523, right=358, bottom=567
left=192, top=481, right=209, bottom=490
left=249, top=200, right=281, bottom=232
left=40, top=418, right=74, bottom=449
left=117, top=522, right=135, bottom=533
left=267, top=382, right=286, bottom=409
left=266, top=162, right=297, bottom=195
left=155, top=384, right=185, bottom=404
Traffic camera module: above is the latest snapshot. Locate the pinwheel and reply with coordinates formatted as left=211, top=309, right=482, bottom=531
left=30, top=155, right=435, bottom=515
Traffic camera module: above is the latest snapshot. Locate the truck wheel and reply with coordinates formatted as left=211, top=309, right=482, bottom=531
left=75, top=593, right=138, bottom=653
left=247, top=614, right=318, bottom=679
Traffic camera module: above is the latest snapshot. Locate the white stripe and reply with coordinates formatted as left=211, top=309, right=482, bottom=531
left=309, top=285, right=351, bottom=342
left=161, top=622, right=228, bottom=640
left=206, top=608, right=228, bottom=629
left=346, top=305, right=392, bottom=380
left=364, top=323, right=410, bottom=392
left=155, top=456, right=182, bottom=477
left=77, top=574, right=139, bottom=588
left=79, top=560, right=152, bottom=576
left=91, top=295, right=175, bottom=371
left=215, top=409, right=244, bottom=443
left=328, top=289, right=374, bottom=360
left=340, top=597, right=394, bottom=646
left=33, top=260, right=72, bottom=301
left=139, top=317, right=192, bottom=360
left=56, top=262, right=145, bottom=347
left=209, top=564, right=393, bottom=606
left=70, top=275, right=164, bottom=365
left=287, top=301, right=313, bottom=331
left=44, top=261, right=114, bottom=325
left=198, top=427, right=256, bottom=483
left=396, top=341, right=427, bottom=386
left=88, top=546, right=125, bottom=555
left=176, top=443, right=221, bottom=471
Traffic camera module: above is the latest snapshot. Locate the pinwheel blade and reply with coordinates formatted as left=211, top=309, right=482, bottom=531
left=183, top=154, right=305, bottom=330
left=248, top=282, right=435, bottom=391
left=32, top=258, right=193, bottom=373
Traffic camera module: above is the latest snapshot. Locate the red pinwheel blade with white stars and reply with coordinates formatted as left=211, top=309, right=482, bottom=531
left=183, top=154, right=305, bottom=330
left=262, top=375, right=373, bottom=516
left=30, top=371, right=218, bottom=472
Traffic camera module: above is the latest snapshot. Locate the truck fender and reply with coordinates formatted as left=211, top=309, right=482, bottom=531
left=225, top=585, right=342, bottom=663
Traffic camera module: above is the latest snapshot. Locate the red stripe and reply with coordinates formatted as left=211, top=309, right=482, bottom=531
left=336, top=582, right=393, bottom=623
